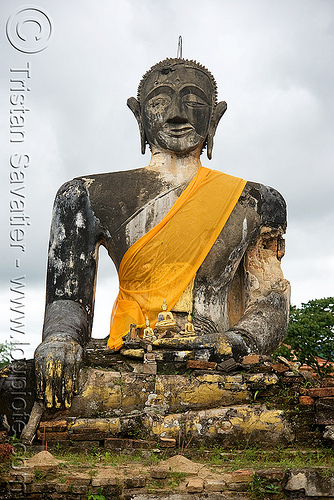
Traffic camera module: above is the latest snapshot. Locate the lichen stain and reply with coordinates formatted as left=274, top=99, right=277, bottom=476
left=151, top=415, right=181, bottom=437
left=178, top=383, right=224, bottom=407
left=229, top=408, right=284, bottom=433
left=217, top=338, right=232, bottom=356
left=75, top=212, right=85, bottom=230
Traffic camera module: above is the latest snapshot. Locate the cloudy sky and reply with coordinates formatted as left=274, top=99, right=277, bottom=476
left=1, top=0, right=333, bottom=359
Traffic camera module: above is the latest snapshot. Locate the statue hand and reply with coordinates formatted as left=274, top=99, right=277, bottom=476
left=34, top=333, right=83, bottom=409
left=223, top=329, right=254, bottom=361
left=209, top=330, right=253, bottom=362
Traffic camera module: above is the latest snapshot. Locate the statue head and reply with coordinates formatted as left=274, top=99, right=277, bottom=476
left=127, top=58, right=227, bottom=159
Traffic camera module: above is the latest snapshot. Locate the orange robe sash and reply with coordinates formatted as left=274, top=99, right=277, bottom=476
left=107, top=166, right=246, bottom=350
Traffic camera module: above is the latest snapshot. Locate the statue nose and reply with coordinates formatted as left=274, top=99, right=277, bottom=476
left=166, top=96, right=188, bottom=124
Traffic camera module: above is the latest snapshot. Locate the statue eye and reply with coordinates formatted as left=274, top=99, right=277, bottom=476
left=146, top=95, right=171, bottom=113
left=183, top=95, right=207, bottom=108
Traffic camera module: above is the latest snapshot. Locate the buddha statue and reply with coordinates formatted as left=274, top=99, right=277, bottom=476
left=34, top=57, right=290, bottom=409
left=129, top=323, right=139, bottom=342
left=154, top=300, right=177, bottom=335
left=181, top=313, right=196, bottom=337
left=143, top=344, right=157, bottom=374
left=143, top=317, right=156, bottom=342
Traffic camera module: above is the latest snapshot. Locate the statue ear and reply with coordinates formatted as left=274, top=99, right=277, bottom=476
left=206, top=101, right=227, bottom=160
left=127, top=97, right=147, bottom=155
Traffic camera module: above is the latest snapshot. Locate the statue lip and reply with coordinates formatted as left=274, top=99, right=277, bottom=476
left=166, top=125, right=194, bottom=137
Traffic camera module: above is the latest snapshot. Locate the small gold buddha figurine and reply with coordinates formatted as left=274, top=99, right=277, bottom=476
left=154, top=299, right=177, bottom=335
left=130, top=323, right=139, bottom=341
left=143, top=316, right=156, bottom=342
left=143, top=344, right=157, bottom=374
left=181, top=313, right=196, bottom=336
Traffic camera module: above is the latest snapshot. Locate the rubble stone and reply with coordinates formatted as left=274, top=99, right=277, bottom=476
left=186, top=477, right=204, bottom=493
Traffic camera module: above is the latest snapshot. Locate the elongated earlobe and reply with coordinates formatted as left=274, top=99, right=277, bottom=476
left=127, top=97, right=147, bottom=155
left=207, top=101, right=227, bottom=160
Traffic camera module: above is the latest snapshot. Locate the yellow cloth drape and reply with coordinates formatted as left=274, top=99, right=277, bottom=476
left=107, top=166, right=246, bottom=350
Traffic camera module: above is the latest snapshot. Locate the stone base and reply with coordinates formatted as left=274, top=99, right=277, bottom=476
left=32, top=367, right=295, bottom=447
left=68, top=369, right=253, bottom=417
left=2, top=352, right=333, bottom=451
left=36, top=403, right=294, bottom=448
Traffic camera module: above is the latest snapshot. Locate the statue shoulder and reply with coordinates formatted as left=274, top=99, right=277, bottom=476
left=75, top=167, right=162, bottom=199
left=54, top=177, right=90, bottom=206
left=243, top=181, right=287, bottom=229
left=52, top=177, right=100, bottom=232
left=74, top=168, right=169, bottom=223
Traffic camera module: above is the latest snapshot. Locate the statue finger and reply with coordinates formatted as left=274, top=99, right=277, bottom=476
left=63, top=364, right=74, bottom=409
left=34, top=358, right=45, bottom=402
left=44, top=356, right=62, bottom=408
left=63, top=345, right=82, bottom=407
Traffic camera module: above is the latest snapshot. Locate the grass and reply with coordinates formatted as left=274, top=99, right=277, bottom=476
left=59, top=445, right=334, bottom=474
left=194, top=445, right=334, bottom=471
left=8, top=443, right=334, bottom=473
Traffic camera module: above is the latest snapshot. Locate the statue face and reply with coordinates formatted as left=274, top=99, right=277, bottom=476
left=141, top=66, right=214, bottom=154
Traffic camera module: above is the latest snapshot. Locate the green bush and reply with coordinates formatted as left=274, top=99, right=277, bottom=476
left=0, top=341, right=15, bottom=368
left=275, top=297, right=334, bottom=377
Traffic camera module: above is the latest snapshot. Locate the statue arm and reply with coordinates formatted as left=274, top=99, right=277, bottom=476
left=35, top=178, right=102, bottom=408
left=227, top=226, right=290, bottom=357
left=226, top=185, right=290, bottom=359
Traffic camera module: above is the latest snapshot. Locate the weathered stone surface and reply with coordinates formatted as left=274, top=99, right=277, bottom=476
left=186, top=477, right=204, bottom=493
left=204, top=477, right=227, bottom=491
left=68, top=440, right=101, bottom=450
left=152, top=373, right=250, bottom=413
left=160, top=437, right=176, bottom=447
left=68, top=370, right=253, bottom=418
left=285, top=469, right=334, bottom=496
left=217, top=358, right=240, bottom=372
left=299, top=395, right=315, bottom=405
left=55, top=482, right=71, bottom=493
left=37, top=430, right=69, bottom=441
left=271, top=362, right=288, bottom=373
left=144, top=404, right=294, bottom=445
left=91, top=467, right=119, bottom=487
left=7, top=471, right=34, bottom=484
left=104, top=437, right=156, bottom=449
left=159, top=350, right=195, bottom=362
left=323, top=425, right=334, bottom=442
left=242, top=354, right=260, bottom=365
left=308, top=387, right=334, bottom=397
left=316, top=396, right=334, bottom=410
left=245, top=372, right=278, bottom=386
left=66, top=472, right=91, bottom=485
left=150, top=466, right=168, bottom=479
left=70, top=432, right=109, bottom=441
left=186, top=360, right=217, bottom=370
left=39, top=419, right=67, bottom=432
left=321, top=377, right=334, bottom=387
left=232, top=470, right=254, bottom=483
left=122, top=372, right=155, bottom=411
left=68, top=417, right=110, bottom=433
left=0, top=360, right=36, bottom=433
left=124, top=476, right=146, bottom=488
left=256, top=468, right=285, bottom=481
left=316, top=397, right=334, bottom=425
left=121, top=348, right=145, bottom=359
left=316, top=412, right=334, bottom=425
left=70, top=369, right=122, bottom=416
